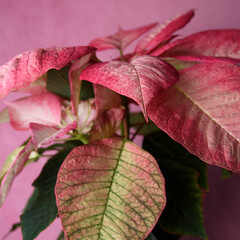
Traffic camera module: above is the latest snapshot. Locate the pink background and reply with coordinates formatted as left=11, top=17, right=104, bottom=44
left=0, top=0, right=240, bottom=239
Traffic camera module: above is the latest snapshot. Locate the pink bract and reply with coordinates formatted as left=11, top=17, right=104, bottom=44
left=69, top=53, right=93, bottom=115
left=0, top=46, right=95, bottom=98
left=93, top=84, right=122, bottom=115
left=89, top=108, right=125, bottom=141
left=90, top=22, right=157, bottom=51
left=30, top=121, right=78, bottom=150
left=147, top=62, right=240, bottom=172
left=135, top=9, right=195, bottom=54
left=80, top=55, right=178, bottom=120
left=162, top=30, right=240, bottom=59
left=7, top=92, right=62, bottom=131
left=0, top=140, right=34, bottom=206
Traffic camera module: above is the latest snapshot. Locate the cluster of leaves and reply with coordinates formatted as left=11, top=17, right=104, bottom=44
left=0, top=9, right=240, bottom=240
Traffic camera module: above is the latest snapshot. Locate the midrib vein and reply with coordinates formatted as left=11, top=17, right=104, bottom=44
left=174, top=84, right=239, bottom=142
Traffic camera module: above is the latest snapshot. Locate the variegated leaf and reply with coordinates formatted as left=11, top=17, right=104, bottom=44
left=55, top=138, right=166, bottom=240
left=147, top=63, right=240, bottom=172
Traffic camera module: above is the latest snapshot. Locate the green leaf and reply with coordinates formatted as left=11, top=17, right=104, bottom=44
left=21, top=149, right=73, bottom=240
left=80, top=80, right=94, bottom=100
left=221, top=168, right=233, bottom=179
left=57, top=231, right=65, bottom=240
left=55, top=138, right=166, bottom=240
left=129, top=112, right=160, bottom=135
left=143, top=132, right=207, bottom=238
left=46, top=65, right=94, bottom=101
left=47, top=65, right=71, bottom=99
left=164, top=57, right=197, bottom=71
left=150, top=227, right=181, bottom=240
left=144, top=131, right=208, bottom=190
left=146, top=232, right=158, bottom=240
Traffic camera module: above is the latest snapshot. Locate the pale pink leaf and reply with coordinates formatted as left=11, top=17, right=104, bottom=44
left=94, top=84, right=122, bottom=115
left=0, top=46, right=95, bottom=98
left=0, top=140, right=34, bottom=206
left=30, top=121, right=77, bottom=149
left=7, top=92, right=61, bottom=130
left=80, top=55, right=178, bottom=119
left=55, top=138, right=166, bottom=240
left=61, top=99, right=96, bottom=134
left=162, top=30, right=240, bottom=59
left=77, top=99, right=96, bottom=134
left=89, top=108, right=125, bottom=141
left=135, top=9, right=194, bottom=53
left=69, top=53, right=93, bottom=115
left=89, top=22, right=157, bottom=51
left=147, top=63, right=240, bottom=172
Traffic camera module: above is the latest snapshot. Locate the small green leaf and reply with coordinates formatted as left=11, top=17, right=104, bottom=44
left=129, top=112, right=160, bottom=135
left=21, top=149, right=73, bottom=240
left=150, top=227, right=181, bottom=240
left=47, top=66, right=71, bottom=99
left=143, top=132, right=207, bottom=238
left=57, top=231, right=65, bottom=240
left=46, top=66, right=94, bottom=100
left=164, top=58, right=197, bottom=71
left=221, top=168, right=233, bottom=179
left=144, top=131, right=208, bottom=190
left=146, top=232, right=158, bottom=240
left=55, top=138, right=166, bottom=240
left=3, top=222, right=21, bottom=239
left=80, top=80, right=94, bottom=100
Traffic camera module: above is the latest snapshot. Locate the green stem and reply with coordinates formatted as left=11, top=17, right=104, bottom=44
left=122, top=96, right=130, bottom=139
left=119, top=48, right=126, bottom=61
left=55, top=135, right=89, bottom=144
left=130, top=122, right=145, bottom=141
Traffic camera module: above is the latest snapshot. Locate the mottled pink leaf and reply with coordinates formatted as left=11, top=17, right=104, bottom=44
left=0, top=46, right=95, bottom=98
left=94, top=84, right=122, bottom=115
left=69, top=53, right=94, bottom=115
left=170, top=55, right=240, bottom=64
left=162, top=30, right=240, bottom=59
left=89, top=108, right=125, bottom=141
left=150, top=38, right=185, bottom=57
left=30, top=121, right=77, bottom=149
left=147, top=63, right=240, bottom=172
left=0, top=140, right=34, bottom=206
left=80, top=55, right=178, bottom=119
left=135, top=9, right=194, bottom=53
left=55, top=138, right=166, bottom=240
left=7, top=92, right=61, bottom=130
left=89, top=22, right=157, bottom=51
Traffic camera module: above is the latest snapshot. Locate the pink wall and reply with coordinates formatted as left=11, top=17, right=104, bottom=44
left=0, top=0, right=240, bottom=239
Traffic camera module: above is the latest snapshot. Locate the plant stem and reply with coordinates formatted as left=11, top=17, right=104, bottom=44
left=122, top=96, right=130, bottom=139
left=55, top=135, right=89, bottom=144
left=119, top=48, right=126, bottom=61
left=130, top=122, right=145, bottom=141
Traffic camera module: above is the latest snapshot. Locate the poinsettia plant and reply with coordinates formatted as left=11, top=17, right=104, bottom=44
left=0, top=9, right=240, bottom=240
